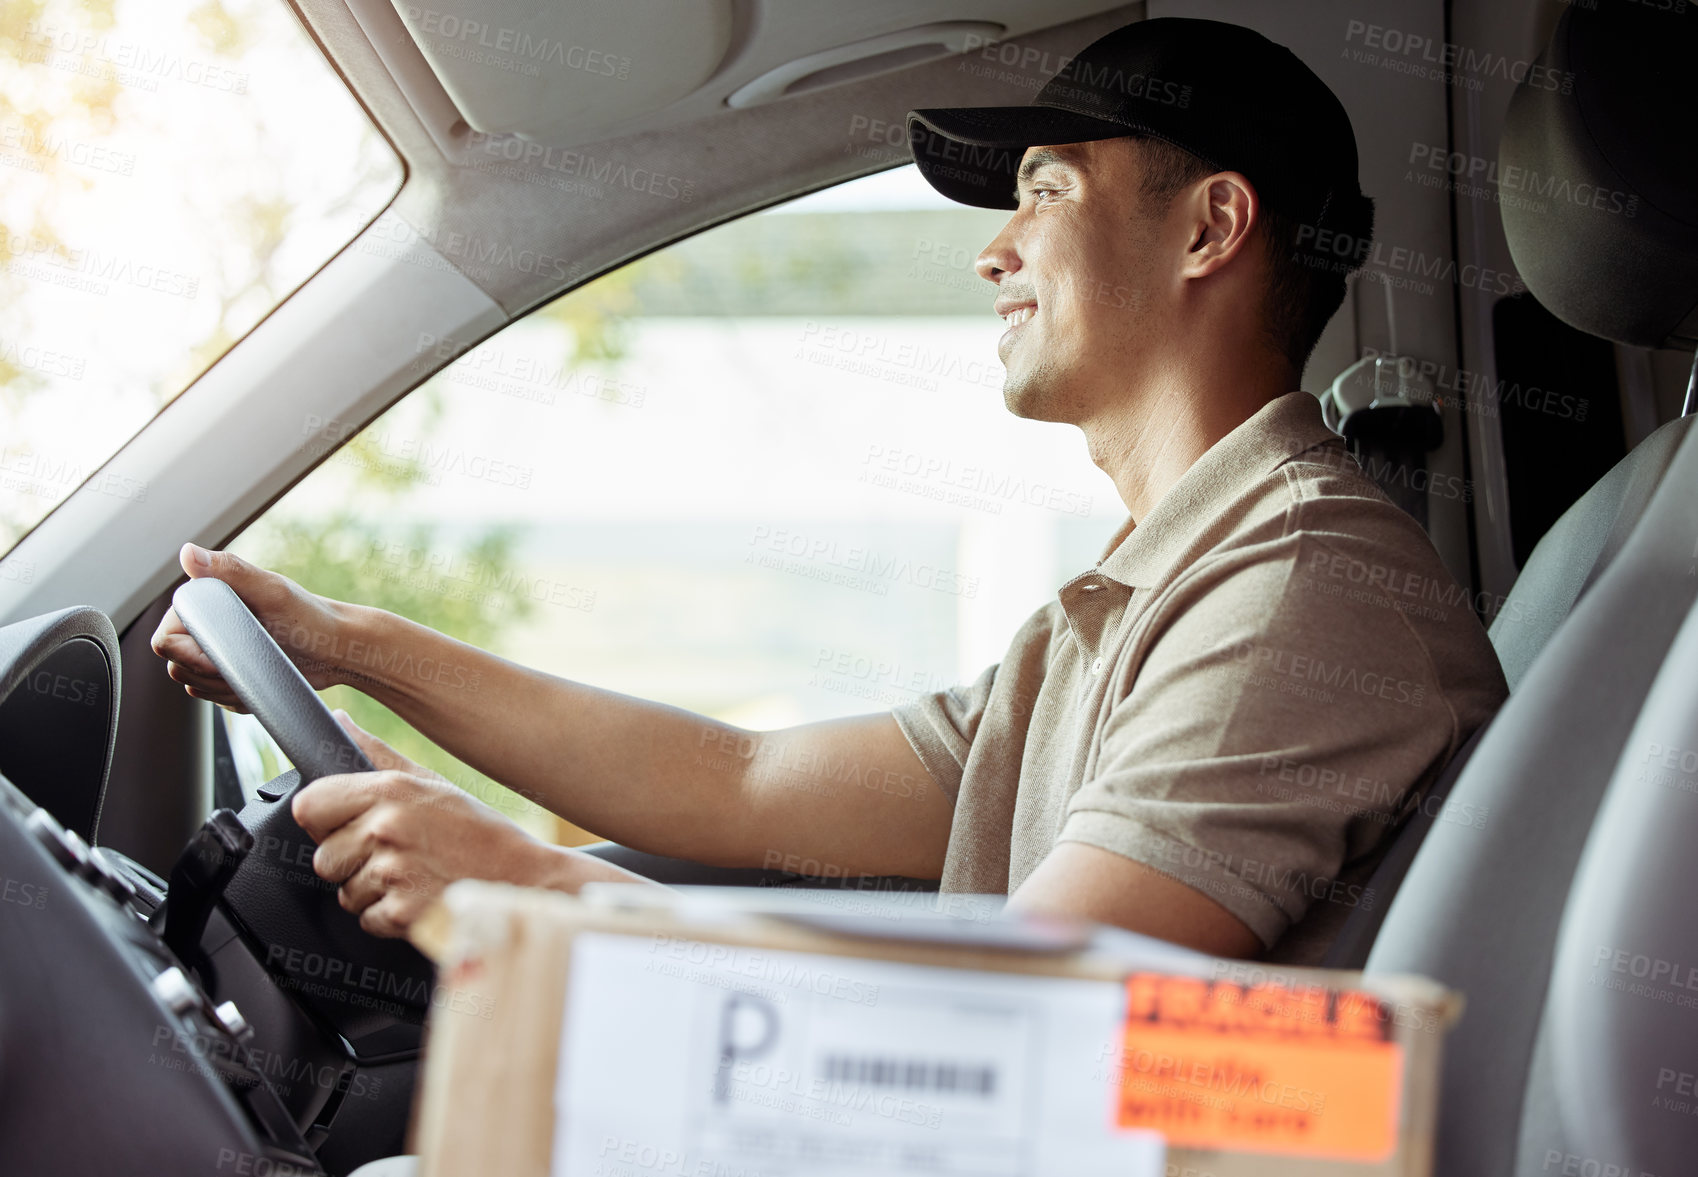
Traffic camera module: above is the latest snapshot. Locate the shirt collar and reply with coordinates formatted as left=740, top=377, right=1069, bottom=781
left=1094, top=391, right=1344, bottom=588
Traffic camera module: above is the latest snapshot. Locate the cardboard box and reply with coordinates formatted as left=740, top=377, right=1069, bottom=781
left=407, top=882, right=1459, bottom=1177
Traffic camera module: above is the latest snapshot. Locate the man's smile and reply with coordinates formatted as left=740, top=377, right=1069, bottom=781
left=995, top=296, right=1039, bottom=350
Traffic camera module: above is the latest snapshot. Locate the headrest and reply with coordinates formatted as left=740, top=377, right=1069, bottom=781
left=1498, top=0, right=1698, bottom=349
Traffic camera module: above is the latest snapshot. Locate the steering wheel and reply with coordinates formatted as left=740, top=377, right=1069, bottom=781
left=171, top=576, right=436, bottom=1049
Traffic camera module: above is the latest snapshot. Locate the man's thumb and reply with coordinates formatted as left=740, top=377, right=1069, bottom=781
left=332, top=708, right=415, bottom=772
left=180, top=542, right=244, bottom=583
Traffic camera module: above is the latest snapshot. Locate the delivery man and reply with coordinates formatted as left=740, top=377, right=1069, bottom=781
left=153, top=18, right=1506, bottom=964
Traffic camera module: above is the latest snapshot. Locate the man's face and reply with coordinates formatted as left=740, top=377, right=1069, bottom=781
left=976, top=139, right=1178, bottom=423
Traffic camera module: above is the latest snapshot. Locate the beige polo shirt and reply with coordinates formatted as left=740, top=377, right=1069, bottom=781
left=891, top=391, right=1508, bottom=964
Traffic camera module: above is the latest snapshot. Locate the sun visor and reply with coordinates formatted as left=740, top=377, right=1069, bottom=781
left=389, top=0, right=736, bottom=142
left=383, top=1, right=1143, bottom=151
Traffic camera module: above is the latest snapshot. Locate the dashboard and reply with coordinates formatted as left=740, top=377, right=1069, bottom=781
left=0, top=605, right=419, bottom=1176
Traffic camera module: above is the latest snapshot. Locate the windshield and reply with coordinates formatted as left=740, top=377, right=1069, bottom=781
left=0, top=0, right=403, bottom=554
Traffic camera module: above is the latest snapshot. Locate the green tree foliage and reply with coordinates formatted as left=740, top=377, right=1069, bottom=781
left=234, top=291, right=643, bottom=843
left=231, top=375, right=571, bottom=834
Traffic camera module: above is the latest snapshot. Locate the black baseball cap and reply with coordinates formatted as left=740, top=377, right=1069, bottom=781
left=908, top=18, right=1374, bottom=251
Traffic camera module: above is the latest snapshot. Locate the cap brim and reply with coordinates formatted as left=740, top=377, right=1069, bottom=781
left=907, top=106, right=1129, bottom=209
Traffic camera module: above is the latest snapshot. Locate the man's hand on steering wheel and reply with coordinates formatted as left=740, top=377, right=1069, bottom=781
left=293, top=710, right=561, bottom=938
left=151, top=542, right=358, bottom=709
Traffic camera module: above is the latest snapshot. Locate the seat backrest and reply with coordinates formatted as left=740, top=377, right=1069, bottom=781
left=1487, top=414, right=1694, bottom=692
left=1323, top=413, right=1696, bottom=971
left=1363, top=419, right=1698, bottom=1176
left=1543, top=590, right=1698, bottom=1175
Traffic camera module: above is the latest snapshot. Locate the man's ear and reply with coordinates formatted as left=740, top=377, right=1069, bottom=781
left=1180, top=171, right=1259, bottom=279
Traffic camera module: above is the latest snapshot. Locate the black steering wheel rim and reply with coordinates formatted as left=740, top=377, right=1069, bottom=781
left=172, top=577, right=374, bottom=782
left=170, top=576, right=436, bottom=1045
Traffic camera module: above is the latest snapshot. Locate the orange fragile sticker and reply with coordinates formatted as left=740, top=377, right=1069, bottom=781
left=1114, top=973, right=1403, bottom=1162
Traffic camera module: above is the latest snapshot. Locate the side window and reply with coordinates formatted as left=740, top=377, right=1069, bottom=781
left=226, top=166, right=1118, bottom=844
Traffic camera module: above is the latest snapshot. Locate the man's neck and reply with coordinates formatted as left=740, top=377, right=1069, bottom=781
left=1082, top=369, right=1296, bottom=523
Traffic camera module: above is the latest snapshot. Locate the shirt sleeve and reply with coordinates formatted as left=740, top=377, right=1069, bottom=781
left=890, top=660, right=998, bottom=805
left=1058, top=536, right=1462, bottom=949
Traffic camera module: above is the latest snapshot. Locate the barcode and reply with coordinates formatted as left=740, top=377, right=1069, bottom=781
left=820, top=1054, right=997, bottom=1096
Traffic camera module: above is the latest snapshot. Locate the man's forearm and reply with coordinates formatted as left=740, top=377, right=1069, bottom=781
left=540, top=843, right=670, bottom=894
left=326, top=606, right=951, bottom=877
left=327, top=605, right=757, bottom=861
